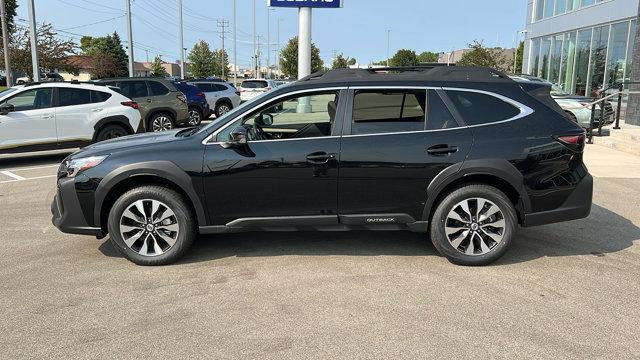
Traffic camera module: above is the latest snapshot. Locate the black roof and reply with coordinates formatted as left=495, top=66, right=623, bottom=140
left=297, top=66, right=513, bottom=85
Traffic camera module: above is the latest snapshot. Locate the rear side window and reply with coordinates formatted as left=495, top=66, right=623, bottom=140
left=91, top=91, right=112, bottom=103
left=426, top=90, right=458, bottom=130
left=194, top=83, right=213, bottom=92
left=351, top=90, right=426, bottom=135
left=58, top=88, right=91, bottom=107
left=118, top=81, right=148, bottom=98
left=213, top=84, right=228, bottom=92
left=445, top=90, right=520, bottom=125
left=241, top=80, right=268, bottom=89
left=148, top=81, right=169, bottom=96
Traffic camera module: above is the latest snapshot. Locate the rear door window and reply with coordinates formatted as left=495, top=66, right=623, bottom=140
left=445, top=90, right=520, bottom=125
left=58, top=88, right=92, bottom=107
left=148, top=81, right=170, bottom=96
left=118, top=81, right=148, bottom=98
left=351, top=90, right=426, bottom=135
left=91, top=91, right=112, bottom=103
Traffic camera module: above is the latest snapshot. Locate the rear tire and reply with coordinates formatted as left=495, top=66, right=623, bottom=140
left=214, top=102, right=232, bottom=117
left=95, top=124, right=128, bottom=142
left=430, top=184, right=517, bottom=266
left=148, top=112, right=174, bottom=132
left=107, top=186, right=196, bottom=266
left=188, top=107, right=202, bottom=126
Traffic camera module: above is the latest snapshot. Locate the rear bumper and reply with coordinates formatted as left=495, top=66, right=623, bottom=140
left=523, top=173, right=593, bottom=227
left=51, top=177, right=103, bottom=236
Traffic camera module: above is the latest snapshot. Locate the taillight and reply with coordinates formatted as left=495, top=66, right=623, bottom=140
left=557, top=135, right=581, bottom=144
left=177, top=94, right=187, bottom=103
left=555, top=130, right=586, bottom=151
left=196, top=91, right=205, bottom=97
left=121, top=101, right=139, bottom=109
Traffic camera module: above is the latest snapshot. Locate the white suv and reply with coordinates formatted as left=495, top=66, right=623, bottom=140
left=0, top=82, right=142, bottom=154
left=239, top=79, right=278, bottom=102
left=188, top=81, right=241, bottom=117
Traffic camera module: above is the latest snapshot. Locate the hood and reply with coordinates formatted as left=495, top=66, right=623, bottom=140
left=71, top=130, right=182, bottom=158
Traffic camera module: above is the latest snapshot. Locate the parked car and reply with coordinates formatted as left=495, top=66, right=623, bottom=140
left=239, top=79, right=277, bottom=102
left=15, top=73, right=64, bottom=85
left=188, top=81, right=240, bottom=117
left=52, top=66, right=592, bottom=266
left=0, top=82, right=141, bottom=154
left=95, top=77, right=190, bottom=132
left=173, top=81, right=211, bottom=126
left=510, top=75, right=614, bottom=128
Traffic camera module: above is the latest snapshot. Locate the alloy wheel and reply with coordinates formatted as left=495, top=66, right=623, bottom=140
left=188, top=109, right=201, bottom=126
left=151, top=116, right=173, bottom=131
left=119, top=199, right=179, bottom=257
left=444, top=197, right=505, bottom=256
left=217, top=104, right=231, bottom=116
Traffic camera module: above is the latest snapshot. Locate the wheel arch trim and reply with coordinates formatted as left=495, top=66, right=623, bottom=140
left=422, top=159, right=530, bottom=222
left=93, top=160, right=207, bottom=228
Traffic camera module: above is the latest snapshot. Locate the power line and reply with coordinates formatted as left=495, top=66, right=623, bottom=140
left=54, top=0, right=122, bottom=15
left=59, top=15, right=125, bottom=30
left=77, top=0, right=123, bottom=12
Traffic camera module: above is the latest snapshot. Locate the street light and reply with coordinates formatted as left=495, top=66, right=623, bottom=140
left=513, top=29, right=527, bottom=74
left=386, top=29, right=391, bottom=67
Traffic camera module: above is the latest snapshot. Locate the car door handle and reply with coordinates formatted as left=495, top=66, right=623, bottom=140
left=91, top=108, right=103, bottom=112
left=146, top=99, right=153, bottom=103
left=41, top=114, right=54, bottom=119
left=306, top=152, right=336, bottom=163
left=427, top=144, right=458, bottom=155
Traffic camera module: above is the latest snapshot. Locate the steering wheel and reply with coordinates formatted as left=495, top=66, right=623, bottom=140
left=245, top=123, right=268, bottom=140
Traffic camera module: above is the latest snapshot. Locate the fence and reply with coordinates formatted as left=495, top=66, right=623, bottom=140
left=586, top=81, right=640, bottom=144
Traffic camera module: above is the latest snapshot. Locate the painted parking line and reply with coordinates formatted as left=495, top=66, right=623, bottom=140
left=0, top=174, right=57, bottom=184
left=4, top=164, right=60, bottom=172
left=1, top=171, right=26, bottom=181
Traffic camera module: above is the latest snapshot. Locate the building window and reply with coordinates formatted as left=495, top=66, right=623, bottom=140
left=529, top=38, right=541, bottom=76
left=626, top=20, right=637, bottom=82
left=555, top=0, right=567, bottom=15
left=561, top=32, right=577, bottom=93
left=540, top=37, right=552, bottom=79
left=535, top=0, right=545, bottom=21
left=544, top=0, right=555, bottom=18
left=549, top=34, right=564, bottom=84
left=587, top=25, right=609, bottom=96
left=574, top=29, right=593, bottom=96
left=606, top=22, right=630, bottom=89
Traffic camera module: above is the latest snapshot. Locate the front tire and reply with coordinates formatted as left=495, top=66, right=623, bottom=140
left=430, top=184, right=517, bottom=266
left=107, top=186, right=196, bottom=266
left=214, top=102, right=232, bottom=117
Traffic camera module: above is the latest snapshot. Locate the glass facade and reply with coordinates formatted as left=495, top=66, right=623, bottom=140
left=533, top=0, right=612, bottom=21
left=528, top=18, right=637, bottom=96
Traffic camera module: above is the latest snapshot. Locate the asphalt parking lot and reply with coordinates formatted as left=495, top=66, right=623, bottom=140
left=1, top=145, right=639, bottom=359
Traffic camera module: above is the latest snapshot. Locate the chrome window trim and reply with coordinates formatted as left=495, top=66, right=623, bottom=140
left=202, top=86, right=346, bottom=145
left=441, top=87, right=534, bottom=128
left=202, top=85, right=535, bottom=145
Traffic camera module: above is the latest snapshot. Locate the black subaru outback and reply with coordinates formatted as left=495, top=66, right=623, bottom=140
left=52, top=67, right=592, bottom=266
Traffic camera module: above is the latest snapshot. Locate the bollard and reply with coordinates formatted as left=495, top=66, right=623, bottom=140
left=614, top=83, right=623, bottom=129
left=598, top=100, right=604, bottom=136
left=588, top=103, right=596, bottom=144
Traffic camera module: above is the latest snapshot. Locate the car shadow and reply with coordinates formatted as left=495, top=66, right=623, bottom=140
left=97, top=204, right=639, bottom=265
left=0, top=150, right=74, bottom=169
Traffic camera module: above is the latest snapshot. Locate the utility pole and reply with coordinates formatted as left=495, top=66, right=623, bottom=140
left=1, top=0, right=12, bottom=86
left=217, top=20, right=229, bottom=79
left=386, top=30, right=391, bottom=67
left=297, top=7, right=311, bottom=112
left=267, top=9, right=271, bottom=79
left=125, top=0, right=134, bottom=77
left=178, top=0, right=185, bottom=79
left=252, top=0, right=256, bottom=77
left=276, top=18, right=281, bottom=80
left=256, top=35, right=263, bottom=78
left=27, top=0, right=40, bottom=82
left=233, top=0, right=237, bottom=86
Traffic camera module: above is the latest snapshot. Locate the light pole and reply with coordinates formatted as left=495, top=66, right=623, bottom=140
left=125, top=0, right=134, bottom=77
left=276, top=18, right=282, bottom=80
left=253, top=0, right=257, bottom=77
left=386, top=30, right=391, bottom=67
left=1, top=0, right=12, bottom=86
left=178, top=0, right=185, bottom=79
left=27, top=0, right=40, bottom=82
left=233, top=0, right=237, bottom=86
left=267, top=8, right=276, bottom=79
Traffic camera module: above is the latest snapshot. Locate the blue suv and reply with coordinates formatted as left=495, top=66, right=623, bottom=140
left=173, top=81, right=211, bottom=125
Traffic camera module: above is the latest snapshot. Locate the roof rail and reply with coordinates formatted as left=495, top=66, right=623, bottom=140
left=298, top=66, right=510, bottom=83
left=22, top=80, right=108, bottom=87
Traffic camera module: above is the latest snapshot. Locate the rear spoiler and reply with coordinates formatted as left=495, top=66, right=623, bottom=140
left=518, top=82, right=567, bottom=116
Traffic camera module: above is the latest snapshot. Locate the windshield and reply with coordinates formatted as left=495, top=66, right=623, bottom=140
left=0, top=87, right=18, bottom=99
left=196, top=90, right=273, bottom=134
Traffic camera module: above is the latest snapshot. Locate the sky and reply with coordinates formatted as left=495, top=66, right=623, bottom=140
left=15, top=0, right=527, bottom=68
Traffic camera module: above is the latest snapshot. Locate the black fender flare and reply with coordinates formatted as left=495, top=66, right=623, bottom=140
left=421, top=158, right=531, bottom=221
left=93, top=115, right=135, bottom=141
left=214, top=97, right=233, bottom=109
left=93, top=160, right=207, bottom=227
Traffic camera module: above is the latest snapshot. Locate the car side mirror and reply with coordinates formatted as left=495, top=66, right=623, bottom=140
left=221, top=126, right=248, bottom=148
left=0, top=103, right=14, bottom=115
left=258, top=113, right=273, bottom=126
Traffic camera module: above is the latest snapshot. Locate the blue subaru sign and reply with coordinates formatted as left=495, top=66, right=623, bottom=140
left=268, top=0, right=342, bottom=8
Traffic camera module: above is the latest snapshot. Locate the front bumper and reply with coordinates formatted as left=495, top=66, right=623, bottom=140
left=523, top=173, right=593, bottom=227
left=51, top=177, right=103, bottom=236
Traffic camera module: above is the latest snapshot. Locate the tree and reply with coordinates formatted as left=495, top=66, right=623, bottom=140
left=457, top=40, right=508, bottom=71
left=9, top=22, right=77, bottom=77
left=347, top=58, right=356, bottom=66
left=331, top=53, right=349, bottom=70
left=515, top=41, right=524, bottom=74
left=212, top=48, right=229, bottom=77
left=150, top=56, right=167, bottom=77
left=1, top=0, right=17, bottom=34
left=280, top=36, right=324, bottom=78
left=188, top=40, right=215, bottom=78
left=389, top=49, right=418, bottom=67
left=80, top=32, right=128, bottom=78
left=417, top=51, right=438, bottom=63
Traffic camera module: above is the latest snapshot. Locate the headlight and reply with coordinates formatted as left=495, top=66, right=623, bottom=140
left=65, top=155, right=109, bottom=178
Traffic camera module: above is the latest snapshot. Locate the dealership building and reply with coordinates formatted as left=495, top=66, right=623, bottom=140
left=523, top=0, right=638, bottom=101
